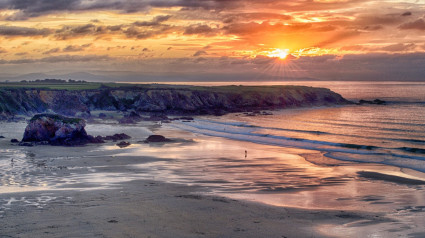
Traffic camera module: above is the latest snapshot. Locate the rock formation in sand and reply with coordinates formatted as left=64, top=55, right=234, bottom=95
left=21, top=114, right=103, bottom=146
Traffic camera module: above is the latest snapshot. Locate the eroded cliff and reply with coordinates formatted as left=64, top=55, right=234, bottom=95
left=0, top=85, right=350, bottom=119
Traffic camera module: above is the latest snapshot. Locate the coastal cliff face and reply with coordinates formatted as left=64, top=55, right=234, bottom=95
left=0, top=85, right=350, bottom=118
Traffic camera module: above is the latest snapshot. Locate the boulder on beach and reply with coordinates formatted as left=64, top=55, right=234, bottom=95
left=21, top=113, right=104, bottom=146
left=116, top=141, right=131, bottom=148
left=102, top=133, right=131, bottom=141
left=144, top=135, right=172, bottom=143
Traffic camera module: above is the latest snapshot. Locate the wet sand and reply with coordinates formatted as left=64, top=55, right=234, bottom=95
left=0, top=119, right=425, bottom=237
left=0, top=179, right=394, bottom=238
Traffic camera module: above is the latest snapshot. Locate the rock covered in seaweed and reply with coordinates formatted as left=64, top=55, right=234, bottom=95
left=21, top=113, right=103, bottom=146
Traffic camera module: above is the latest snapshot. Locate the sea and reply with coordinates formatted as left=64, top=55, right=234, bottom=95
left=171, top=81, right=425, bottom=174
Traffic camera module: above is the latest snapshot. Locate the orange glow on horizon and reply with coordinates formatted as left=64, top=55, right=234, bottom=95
left=266, top=49, right=290, bottom=59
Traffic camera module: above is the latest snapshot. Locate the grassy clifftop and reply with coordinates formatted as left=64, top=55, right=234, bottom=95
left=0, top=83, right=350, bottom=119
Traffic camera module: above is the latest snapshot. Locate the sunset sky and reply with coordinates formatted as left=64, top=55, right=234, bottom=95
left=0, top=0, right=424, bottom=81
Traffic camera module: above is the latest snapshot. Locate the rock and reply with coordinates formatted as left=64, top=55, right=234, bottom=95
left=0, top=136, right=5, bottom=138
left=87, top=135, right=105, bottom=144
left=10, top=139, right=19, bottom=143
left=19, top=142, right=34, bottom=147
left=357, top=99, right=386, bottom=105
left=102, top=133, right=131, bottom=141
left=144, top=135, right=172, bottom=143
left=179, top=117, right=194, bottom=121
left=116, top=141, right=131, bottom=148
left=21, top=113, right=102, bottom=146
left=373, top=99, right=386, bottom=105
left=261, top=111, right=273, bottom=115
left=119, top=111, right=142, bottom=124
left=128, top=111, right=141, bottom=118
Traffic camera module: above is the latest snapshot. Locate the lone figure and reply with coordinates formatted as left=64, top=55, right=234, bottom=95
left=245, top=150, right=247, bottom=158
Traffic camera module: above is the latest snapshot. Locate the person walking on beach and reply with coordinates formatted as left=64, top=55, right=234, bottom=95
left=245, top=150, right=247, bottom=158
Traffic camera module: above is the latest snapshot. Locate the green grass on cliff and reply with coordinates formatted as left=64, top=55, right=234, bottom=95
left=0, top=82, right=322, bottom=93
left=0, top=82, right=117, bottom=90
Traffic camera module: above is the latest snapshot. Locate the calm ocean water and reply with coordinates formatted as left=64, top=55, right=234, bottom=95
left=174, top=81, right=425, bottom=173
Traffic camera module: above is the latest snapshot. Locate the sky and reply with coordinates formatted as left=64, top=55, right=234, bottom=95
left=0, top=0, right=424, bottom=81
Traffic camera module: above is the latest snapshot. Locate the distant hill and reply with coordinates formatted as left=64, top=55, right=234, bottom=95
left=0, top=72, right=113, bottom=82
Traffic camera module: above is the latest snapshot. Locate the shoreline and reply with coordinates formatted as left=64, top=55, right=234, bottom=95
left=1, top=116, right=425, bottom=237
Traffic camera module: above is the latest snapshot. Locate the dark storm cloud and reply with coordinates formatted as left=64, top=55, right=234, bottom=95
left=0, top=25, right=51, bottom=36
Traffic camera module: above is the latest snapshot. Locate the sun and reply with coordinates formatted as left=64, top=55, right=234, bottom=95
left=267, top=49, right=290, bottom=59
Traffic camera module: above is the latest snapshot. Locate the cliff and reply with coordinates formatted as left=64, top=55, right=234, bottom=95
left=0, top=84, right=350, bottom=118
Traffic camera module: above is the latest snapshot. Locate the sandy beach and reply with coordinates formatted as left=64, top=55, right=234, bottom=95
left=1, top=118, right=425, bottom=238
left=0, top=0, right=424, bottom=235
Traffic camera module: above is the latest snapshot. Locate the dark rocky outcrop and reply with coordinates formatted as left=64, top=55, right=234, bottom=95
left=101, top=133, right=131, bottom=141
left=10, top=139, right=19, bottom=143
left=357, top=99, right=386, bottom=105
left=179, top=117, right=194, bottom=121
left=0, top=85, right=351, bottom=119
left=144, top=135, right=172, bottom=143
left=116, top=141, right=131, bottom=148
left=20, top=114, right=104, bottom=146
